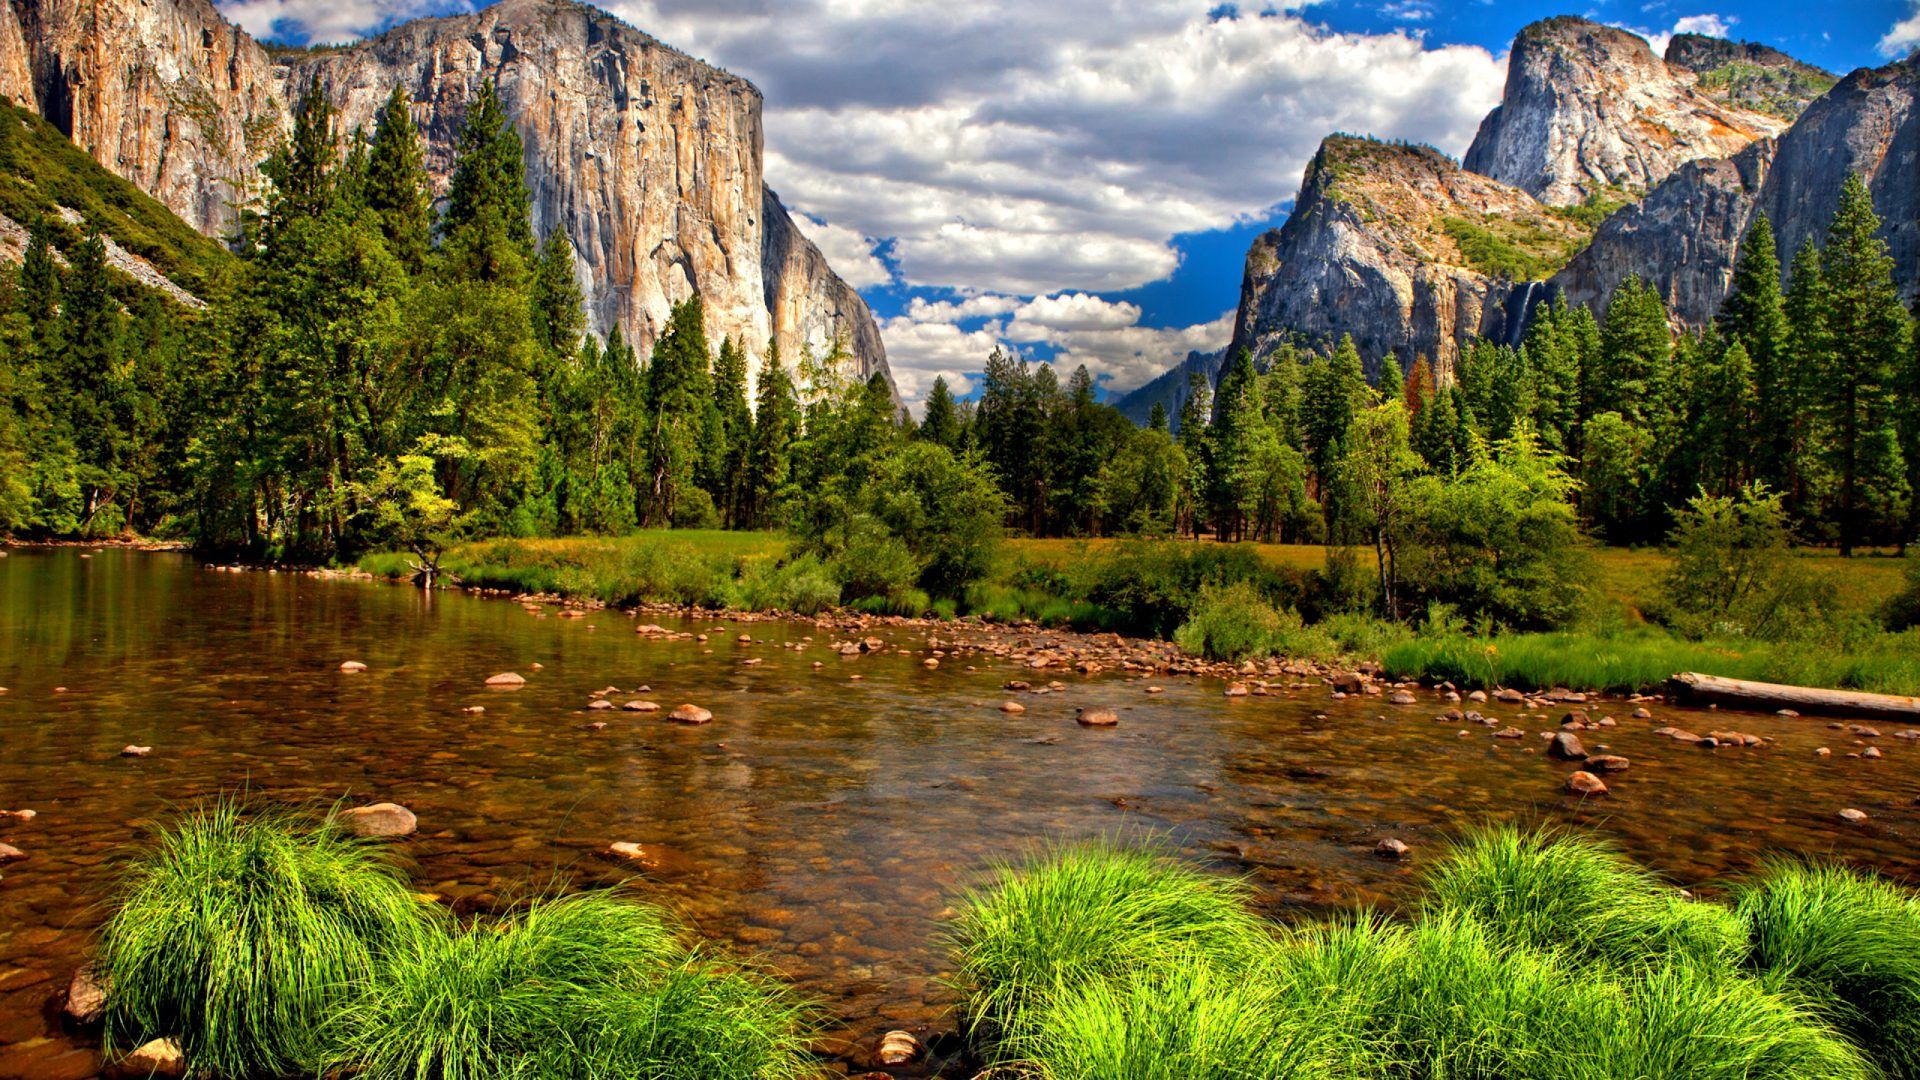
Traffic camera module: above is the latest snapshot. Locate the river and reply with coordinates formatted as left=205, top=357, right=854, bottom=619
left=1, top=546, right=1915, bottom=1077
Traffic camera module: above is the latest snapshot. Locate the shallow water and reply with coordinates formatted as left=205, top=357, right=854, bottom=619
left=1, top=547, right=1917, bottom=1077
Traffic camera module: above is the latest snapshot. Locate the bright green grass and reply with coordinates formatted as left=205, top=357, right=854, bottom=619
left=952, top=831, right=1892, bottom=1080
left=947, top=840, right=1274, bottom=1049
left=1737, top=860, right=1920, bottom=1078
left=1382, top=626, right=1920, bottom=695
left=1421, top=825, right=1747, bottom=971
left=336, top=892, right=816, bottom=1080
left=96, top=801, right=437, bottom=1078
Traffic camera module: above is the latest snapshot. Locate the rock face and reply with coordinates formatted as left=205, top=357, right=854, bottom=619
left=1111, top=348, right=1223, bottom=430
left=1664, top=34, right=1837, bottom=121
left=0, top=0, right=891, bottom=389
left=1464, top=16, right=1785, bottom=206
left=1227, top=136, right=1585, bottom=377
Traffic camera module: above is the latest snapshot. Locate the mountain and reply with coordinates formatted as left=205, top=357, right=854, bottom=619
left=1200, top=15, right=1906, bottom=400
left=1226, top=135, right=1588, bottom=380
left=1664, top=33, right=1838, bottom=121
left=1111, top=348, right=1224, bottom=430
left=0, top=0, right=892, bottom=392
left=1463, top=16, right=1787, bottom=207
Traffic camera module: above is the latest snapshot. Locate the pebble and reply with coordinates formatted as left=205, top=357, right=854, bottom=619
left=462, top=705, right=486, bottom=714
left=338, top=660, right=367, bottom=673
left=999, top=701, right=1026, bottom=714
left=1839, top=808, right=1869, bottom=824
left=120, top=745, right=151, bottom=757
left=1146, top=685, right=1163, bottom=694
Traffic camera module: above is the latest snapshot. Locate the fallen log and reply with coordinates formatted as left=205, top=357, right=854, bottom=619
left=1668, top=672, right=1920, bottom=720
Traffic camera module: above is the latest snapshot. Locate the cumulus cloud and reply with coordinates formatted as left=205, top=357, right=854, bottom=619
left=611, top=0, right=1504, bottom=297
left=1882, top=2, right=1920, bottom=58
left=217, top=0, right=464, bottom=44
left=795, top=213, right=893, bottom=290
left=875, top=318, right=1005, bottom=404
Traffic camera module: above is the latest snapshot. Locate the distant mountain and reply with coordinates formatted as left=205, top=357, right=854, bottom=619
left=1214, top=14, right=1913, bottom=385
left=1111, top=349, right=1225, bottom=431
left=0, top=0, right=891, bottom=391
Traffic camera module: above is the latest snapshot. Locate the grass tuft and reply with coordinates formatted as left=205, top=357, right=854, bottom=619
left=947, top=840, right=1271, bottom=1049
left=96, top=800, right=437, bottom=1078
left=1421, top=824, right=1747, bottom=971
left=1736, top=859, right=1920, bottom=1077
left=336, top=891, right=815, bottom=1080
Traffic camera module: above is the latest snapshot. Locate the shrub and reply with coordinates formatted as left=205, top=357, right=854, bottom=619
left=730, top=553, right=840, bottom=615
left=96, top=802, right=437, bottom=1078
left=1421, top=825, right=1747, bottom=971
left=948, top=841, right=1271, bottom=1048
left=1173, top=579, right=1333, bottom=662
left=823, top=518, right=921, bottom=603
left=1658, top=484, right=1835, bottom=640
left=1883, top=559, right=1920, bottom=631
left=1736, top=860, right=1920, bottom=1077
left=1072, top=541, right=1288, bottom=638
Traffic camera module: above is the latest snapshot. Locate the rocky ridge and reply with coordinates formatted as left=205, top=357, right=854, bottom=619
left=0, top=0, right=892, bottom=392
left=1664, top=33, right=1838, bottom=121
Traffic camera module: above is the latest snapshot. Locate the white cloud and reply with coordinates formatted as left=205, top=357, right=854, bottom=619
left=875, top=317, right=1005, bottom=405
left=795, top=213, right=893, bottom=289
left=609, top=0, right=1504, bottom=297
left=1671, top=14, right=1735, bottom=39
left=217, top=0, right=464, bottom=44
left=1881, top=2, right=1920, bottom=58
left=904, top=294, right=1023, bottom=324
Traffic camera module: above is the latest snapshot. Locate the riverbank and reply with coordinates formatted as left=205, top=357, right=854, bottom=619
left=344, top=531, right=1920, bottom=699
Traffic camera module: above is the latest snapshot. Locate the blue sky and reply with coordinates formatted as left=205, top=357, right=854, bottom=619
left=218, top=0, right=1916, bottom=409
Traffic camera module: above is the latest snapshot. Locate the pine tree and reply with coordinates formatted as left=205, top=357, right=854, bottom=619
left=1404, top=354, right=1433, bottom=420
left=532, top=230, right=584, bottom=354
left=441, top=81, right=535, bottom=280
left=263, top=76, right=337, bottom=233
left=1591, top=275, right=1671, bottom=426
left=745, top=341, right=799, bottom=527
left=1816, top=174, right=1911, bottom=555
left=1304, top=336, right=1364, bottom=534
left=57, top=233, right=124, bottom=523
left=362, top=84, right=432, bottom=271
left=710, top=336, right=752, bottom=525
left=1719, top=215, right=1793, bottom=490
left=638, top=296, right=711, bottom=525
left=1147, top=401, right=1169, bottom=433
left=19, top=218, right=59, bottom=357
left=921, top=374, right=960, bottom=448
left=1209, top=349, right=1264, bottom=541
left=1783, top=239, right=1830, bottom=522
left=1376, top=353, right=1404, bottom=404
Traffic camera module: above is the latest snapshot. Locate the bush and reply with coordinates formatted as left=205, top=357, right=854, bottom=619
left=96, top=802, right=437, bottom=1078
left=948, top=841, right=1271, bottom=1048
left=823, top=518, right=921, bottom=603
left=1421, top=826, right=1747, bottom=971
left=337, top=892, right=814, bottom=1080
left=1072, top=541, right=1295, bottom=638
left=1658, top=484, right=1835, bottom=640
left=1173, top=579, right=1333, bottom=662
left=1883, top=559, right=1920, bottom=631
left=729, top=553, right=840, bottom=615
left=1736, top=860, right=1920, bottom=1077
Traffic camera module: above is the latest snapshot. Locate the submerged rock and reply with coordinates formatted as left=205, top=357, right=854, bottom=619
left=1547, top=732, right=1588, bottom=761
left=0, top=842, right=23, bottom=863
left=485, top=672, right=527, bottom=687
left=121, top=745, right=152, bottom=757
left=1839, top=808, right=1869, bottom=824
left=341, top=802, right=417, bottom=838
left=110, top=1038, right=185, bottom=1079
left=874, top=1030, right=922, bottom=1066
left=1565, top=771, right=1608, bottom=796
left=1586, top=754, right=1631, bottom=773
left=668, top=704, right=713, bottom=725
left=1375, top=837, right=1411, bottom=861
left=338, top=660, right=367, bottom=673
left=63, top=965, right=108, bottom=1026
left=999, top=701, right=1026, bottom=714
left=1076, top=708, right=1119, bottom=727
left=624, top=700, right=661, bottom=712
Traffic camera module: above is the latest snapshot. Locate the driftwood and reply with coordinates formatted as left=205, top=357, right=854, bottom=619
left=1668, top=672, right=1920, bottom=720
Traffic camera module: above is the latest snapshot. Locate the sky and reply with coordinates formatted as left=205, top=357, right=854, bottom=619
left=216, top=0, right=1918, bottom=412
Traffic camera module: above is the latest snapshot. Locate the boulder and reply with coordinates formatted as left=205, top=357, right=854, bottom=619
left=340, top=802, right=417, bottom=838
left=668, top=704, right=713, bottom=725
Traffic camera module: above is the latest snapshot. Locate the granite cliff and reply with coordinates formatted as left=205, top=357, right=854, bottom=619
left=0, top=0, right=892, bottom=390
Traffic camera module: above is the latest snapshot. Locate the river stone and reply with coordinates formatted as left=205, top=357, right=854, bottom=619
left=0, top=842, right=23, bottom=863
left=1586, top=754, right=1631, bottom=773
left=1565, top=771, right=1608, bottom=796
left=1388, top=690, right=1418, bottom=706
left=485, top=672, right=527, bottom=687
left=341, top=803, right=417, bottom=838
left=1375, top=837, right=1411, bottom=861
left=2, top=808, right=34, bottom=821
left=923, top=657, right=939, bottom=669
left=624, top=700, right=660, bottom=712
left=1493, top=726, right=1526, bottom=738
left=1076, top=708, right=1119, bottom=727
left=1329, top=671, right=1364, bottom=693
left=1224, top=683, right=1250, bottom=697
left=1839, top=808, right=1869, bottom=824
left=121, top=745, right=151, bottom=757
left=1495, top=688, right=1526, bottom=704
left=111, top=1039, right=186, bottom=1080
left=668, top=704, right=713, bottom=725
left=64, top=965, right=107, bottom=1026
left=1547, top=732, right=1588, bottom=761
left=587, top=699, right=615, bottom=711
left=999, top=701, right=1026, bottom=714
left=1864, top=746, right=1884, bottom=759
left=874, top=1031, right=922, bottom=1066
left=339, top=660, right=367, bottom=673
